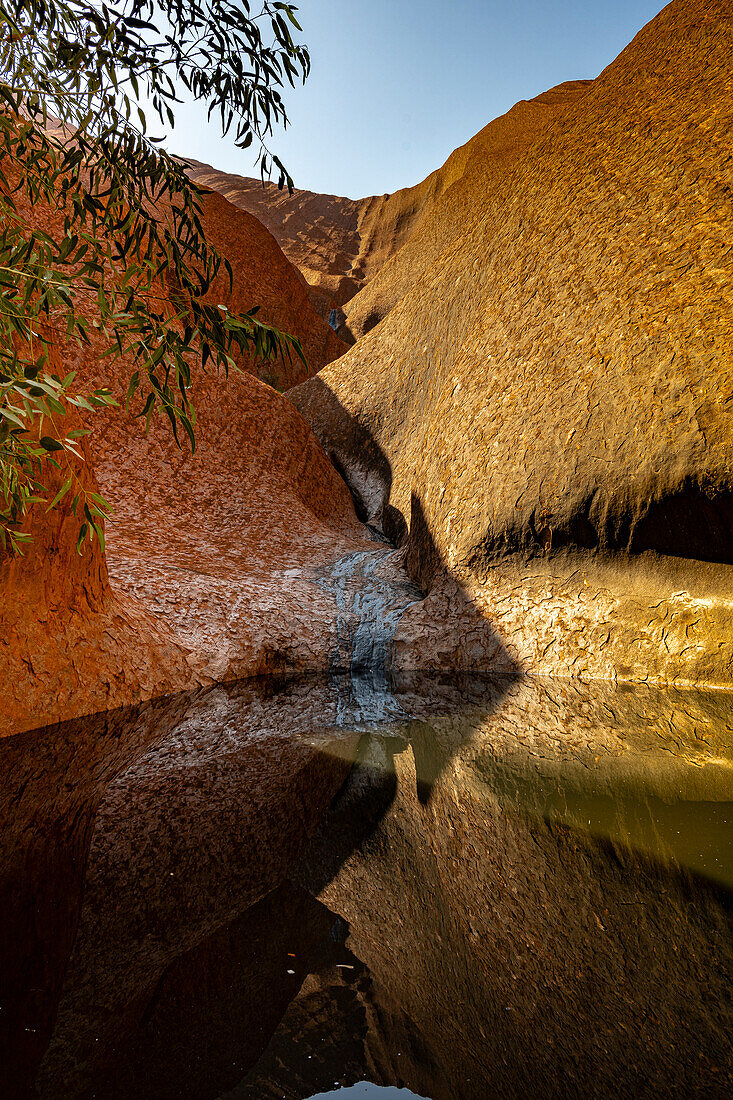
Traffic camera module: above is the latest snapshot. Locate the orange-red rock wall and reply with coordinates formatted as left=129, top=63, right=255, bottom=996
left=0, top=177, right=363, bottom=735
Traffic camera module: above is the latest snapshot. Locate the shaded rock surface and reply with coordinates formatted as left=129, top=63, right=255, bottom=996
left=0, top=341, right=195, bottom=736
left=291, top=0, right=733, bottom=686
left=194, top=188, right=348, bottom=386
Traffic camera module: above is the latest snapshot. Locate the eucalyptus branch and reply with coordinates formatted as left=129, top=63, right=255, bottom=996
left=0, top=0, right=310, bottom=552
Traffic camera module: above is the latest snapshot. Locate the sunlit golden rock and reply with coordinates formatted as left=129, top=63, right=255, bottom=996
left=292, top=0, right=733, bottom=686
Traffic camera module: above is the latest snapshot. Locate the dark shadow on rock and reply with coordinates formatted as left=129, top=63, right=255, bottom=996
left=400, top=492, right=522, bottom=674
left=629, top=481, right=733, bottom=565
left=290, top=375, right=406, bottom=544
left=292, top=377, right=733, bottom=572
left=290, top=375, right=522, bottom=677
left=328, top=447, right=407, bottom=545
left=466, top=480, right=733, bottom=569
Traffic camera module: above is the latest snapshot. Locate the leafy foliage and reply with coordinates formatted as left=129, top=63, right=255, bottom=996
left=0, top=0, right=309, bottom=552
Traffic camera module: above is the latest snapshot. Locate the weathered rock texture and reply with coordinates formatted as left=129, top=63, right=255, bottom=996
left=0, top=181, right=368, bottom=736
left=184, top=162, right=367, bottom=312
left=186, top=88, right=580, bottom=326
left=6, top=0, right=731, bottom=733
left=341, top=80, right=590, bottom=340
left=196, top=189, right=348, bottom=387
left=0, top=343, right=195, bottom=736
left=291, top=0, right=733, bottom=687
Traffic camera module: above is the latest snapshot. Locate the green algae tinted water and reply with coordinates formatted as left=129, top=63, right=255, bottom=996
left=1, top=673, right=731, bottom=1099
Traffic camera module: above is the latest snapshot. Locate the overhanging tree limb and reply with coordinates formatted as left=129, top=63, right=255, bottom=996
left=0, top=0, right=309, bottom=552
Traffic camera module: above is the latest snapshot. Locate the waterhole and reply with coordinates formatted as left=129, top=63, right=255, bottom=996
left=1, top=672, right=731, bottom=1098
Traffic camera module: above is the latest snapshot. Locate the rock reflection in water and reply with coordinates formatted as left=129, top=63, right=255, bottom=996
left=0, top=690, right=195, bottom=1099
left=1, top=677, right=363, bottom=1098
left=297, top=675, right=733, bottom=1100
left=1, top=674, right=731, bottom=1099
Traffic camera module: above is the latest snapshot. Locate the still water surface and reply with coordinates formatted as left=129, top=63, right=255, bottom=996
left=1, top=673, right=732, bottom=1098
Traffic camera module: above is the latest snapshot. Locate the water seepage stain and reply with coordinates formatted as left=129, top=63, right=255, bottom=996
left=315, top=548, right=423, bottom=683
left=1, top=673, right=732, bottom=1098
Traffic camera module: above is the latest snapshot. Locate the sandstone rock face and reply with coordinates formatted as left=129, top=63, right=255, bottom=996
left=196, top=188, right=348, bottom=385
left=184, top=161, right=367, bottom=310
left=291, top=0, right=733, bottom=687
left=0, top=344, right=195, bottom=737
left=90, top=364, right=369, bottom=682
left=187, top=93, right=580, bottom=326
left=342, top=80, right=590, bottom=340
left=0, top=181, right=370, bottom=736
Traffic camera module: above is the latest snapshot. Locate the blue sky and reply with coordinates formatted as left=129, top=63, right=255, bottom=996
left=170, top=0, right=668, bottom=199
